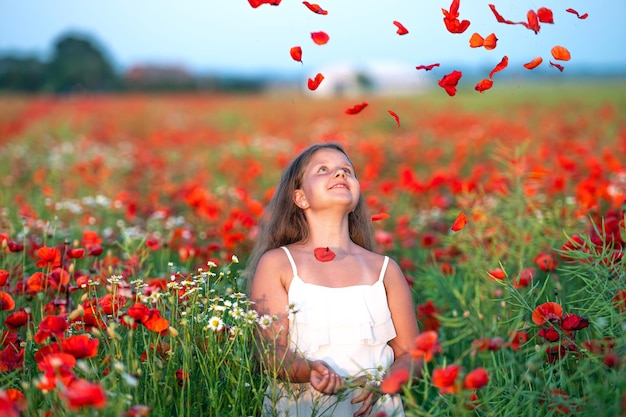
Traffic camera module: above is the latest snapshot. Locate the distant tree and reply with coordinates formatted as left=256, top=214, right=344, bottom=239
left=0, top=56, right=46, bottom=92
left=44, top=33, right=120, bottom=92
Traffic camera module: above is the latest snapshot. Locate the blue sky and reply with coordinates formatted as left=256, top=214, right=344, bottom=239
left=1, top=0, right=625, bottom=75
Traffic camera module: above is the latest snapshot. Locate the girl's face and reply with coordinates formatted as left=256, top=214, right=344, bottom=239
left=295, top=148, right=360, bottom=213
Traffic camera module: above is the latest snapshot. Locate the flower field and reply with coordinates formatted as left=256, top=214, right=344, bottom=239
left=0, top=81, right=625, bottom=416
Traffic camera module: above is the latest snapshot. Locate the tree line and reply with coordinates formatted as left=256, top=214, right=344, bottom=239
left=0, top=33, right=267, bottom=93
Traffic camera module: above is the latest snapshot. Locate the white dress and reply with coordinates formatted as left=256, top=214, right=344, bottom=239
left=262, top=246, right=405, bottom=417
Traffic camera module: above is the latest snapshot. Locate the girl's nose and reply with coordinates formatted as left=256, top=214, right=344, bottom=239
left=334, top=168, right=346, bottom=178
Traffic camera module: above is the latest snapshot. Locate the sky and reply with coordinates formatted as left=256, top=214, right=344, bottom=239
left=1, top=0, right=625, bottom=77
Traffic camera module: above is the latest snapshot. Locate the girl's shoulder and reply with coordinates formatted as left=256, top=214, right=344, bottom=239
left=256, top=247, right=294, bottom=286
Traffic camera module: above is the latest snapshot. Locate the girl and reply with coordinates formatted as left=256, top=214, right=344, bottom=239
left=247, top=143, right=421, bottom=417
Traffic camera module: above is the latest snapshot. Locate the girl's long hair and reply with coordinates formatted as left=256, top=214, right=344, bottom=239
left=243, top=142, right=375, bottom=286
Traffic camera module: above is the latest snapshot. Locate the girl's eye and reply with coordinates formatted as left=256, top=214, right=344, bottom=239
left=343, top=168, right=352, bottom=174
left=318, top=166, right=328, bottom=172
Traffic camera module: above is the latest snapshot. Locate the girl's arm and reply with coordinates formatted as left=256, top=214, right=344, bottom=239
left=384, top=258, right=423, bottom=380
left=249, top=249, right=344, bottom=394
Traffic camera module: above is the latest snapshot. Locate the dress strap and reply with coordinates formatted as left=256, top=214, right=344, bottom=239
left=280, top=246, right=298, bottom=277
left=377, top=256, right=390, bottom=283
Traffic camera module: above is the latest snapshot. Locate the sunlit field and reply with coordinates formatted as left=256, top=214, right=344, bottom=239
left=0, top=79, right=625, bottom=416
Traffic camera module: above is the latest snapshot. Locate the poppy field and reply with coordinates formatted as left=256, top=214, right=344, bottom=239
left=0, top=78, right=624, bottom=417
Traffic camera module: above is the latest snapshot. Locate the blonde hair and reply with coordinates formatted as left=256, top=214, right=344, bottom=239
left=244, top=143, right=375, bottom=285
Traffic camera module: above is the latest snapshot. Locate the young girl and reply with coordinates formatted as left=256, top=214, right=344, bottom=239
left=247, top=143, right=421, bottom=417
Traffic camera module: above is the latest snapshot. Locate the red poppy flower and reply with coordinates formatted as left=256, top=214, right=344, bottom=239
left=60, top=378, right=107, bottom=410
left=532, top=302, right=563, bottom=326
left=513, top=267, right=535, bottom=288
left=417, top=300, right=441, bottom=332
left=380, top=368, right=410, bottom=395
left=561, top=313, right=589, bottom=331
left=122, top=405, right=151, bottom=417
left=463, top=367, right=489, bottom=389
left=62, top=334, right=99, bottom=359
left=0, top=346, right=24, bottom=372
left=534, top=252, right=556, bottom=271
left=143, top=309, right=170, bottom=333
left=432, top=364, right=461, bottom=394
left=472, top=337, right=503, bottom=351
left=411, top=330, right=442, bottom=362
left=66, top=248, right=85, bottom=259
left=36, top=246, right=61, bottom=268
left=0, top=270, right=8, bottom=286
left=613, top=289, right=626, bottom=313
left=538, top=327, right=560, bottom=342
left=98, top=293, right=128, bottom=315
left=507, top=331, right=529, bottom=351
left=487, top=268, right=505, bottom=280
left=36, top=352, right=76, bottom=390
left=0, top=389, right=21, bottom=417
left=175, top=369, right=189, bottom=388
left=0, top=292, right=15, bottom=311
left=34, top=315, right=69, bottom=344
left=4, top=310, right=30, bottom=332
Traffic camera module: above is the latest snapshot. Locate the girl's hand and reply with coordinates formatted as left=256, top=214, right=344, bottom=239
left=350, top=376, right=380, bottom=417
left=309, top=360, right=345, bottom=394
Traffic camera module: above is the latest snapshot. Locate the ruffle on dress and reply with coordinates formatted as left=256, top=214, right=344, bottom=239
left=288, top=277, right=397, bottom=354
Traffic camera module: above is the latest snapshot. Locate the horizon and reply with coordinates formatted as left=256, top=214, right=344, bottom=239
left=1, top=1, right=625, bottom=80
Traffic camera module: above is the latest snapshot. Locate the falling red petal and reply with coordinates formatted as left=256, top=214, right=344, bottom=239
left=489, top=56, right=508, bottom=78
left=302, top=1, right=328, bottom=15
left=483, top=33, right=498, bottom=50
left=371, top=213, right=391, bottom=222
left=442, top=0, right=470, bottom=33
left=551, top=45, right=571, bottom=61
left=537, top=7, right=554, bottom=24
left=438, top=70, right=462, bottom=96
left=393, top=20, right=409, bottom=35
left=345, top=102, right=368, bottom=114
left=307, top=73, right=324, bottom=90
left=416, top=63, right=440, bottom=71
left=550, top=61, right=565, bottom=72
left=566, top=8, right=588, bottom=19
left=523, top=57, right=543, bottom=70
left=526, top=10, right=540, bottom=34
left=469, top=33, right=484, bottom=48
left=451, top=212, right=468, bottom=231
left=311, top=31, right=330, bottom=45
left=248, top=0, right=281, bottom=8
left=314, top=247, right=336, bottom=262
left=488, top=4, right=525, bottom=26
left=388, top=110, right=400, bottom=127
left=290, top=46, right=303, bottom=63
left=475, top=78, right=494, bottom=93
